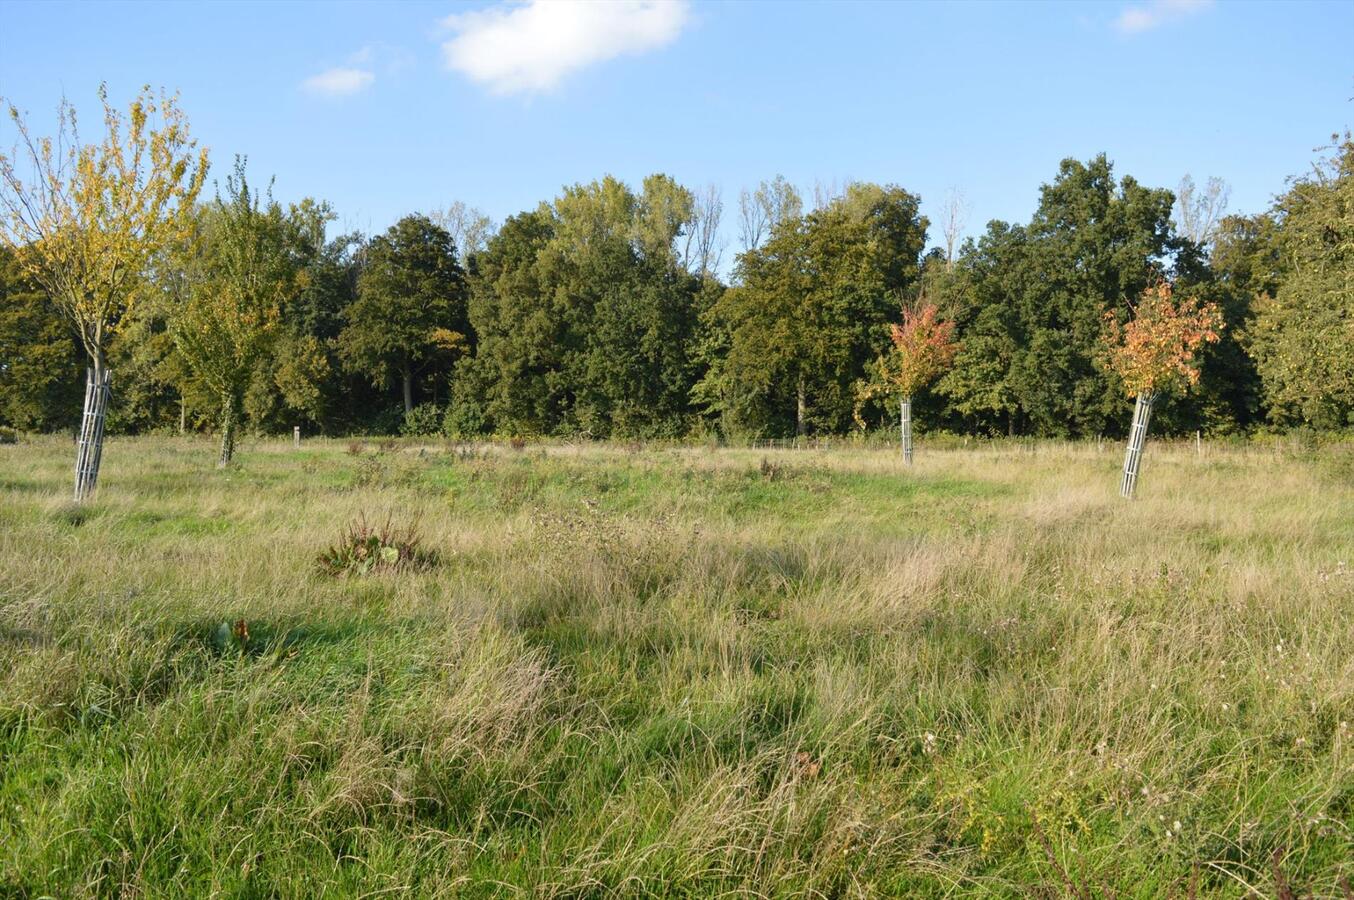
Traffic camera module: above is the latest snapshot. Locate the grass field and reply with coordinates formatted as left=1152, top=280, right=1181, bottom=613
left=1, top=435, right=1351, bottom=897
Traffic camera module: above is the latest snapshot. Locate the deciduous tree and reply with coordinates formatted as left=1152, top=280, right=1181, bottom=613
left=170, top=159, right=296, bottom=466
left=1247, top=136, right=1354, bottom=430
left=855, top=302, right=958, bottom=462
left=339, top=215, right=468, bottom=416
left=0, top=85, right=208, bottom=498
left=1102, top=281, right=1222, bottom=497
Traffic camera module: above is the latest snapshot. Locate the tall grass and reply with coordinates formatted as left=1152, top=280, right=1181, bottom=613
left=0, top=435, right=1350, bottom=896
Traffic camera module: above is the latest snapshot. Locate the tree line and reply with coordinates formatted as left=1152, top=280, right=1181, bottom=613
left=2, top=90, right=1351, bottom=463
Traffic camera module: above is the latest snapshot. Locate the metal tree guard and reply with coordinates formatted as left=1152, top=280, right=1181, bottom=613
left=73, top=367, right=112, bottom=502
left=1120, top=391, right=1156, bottom=499
left=900, top=395, right=913, bottom=465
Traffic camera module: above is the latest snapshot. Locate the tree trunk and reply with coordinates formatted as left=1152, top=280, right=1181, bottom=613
left=1120, top=392, right=1156, bottom=499
left=73, top=364, right=112, bottom=502
left=218, top=392, right=238, bottom=468
left=796, top=378, right=806, bottom=437
left=402, top=363, right=414, bottom=416
left=900, top=395, right=914, bottom=465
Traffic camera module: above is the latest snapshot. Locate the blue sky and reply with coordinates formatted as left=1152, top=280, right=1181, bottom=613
left=2, top=0, right=1351, bottom=260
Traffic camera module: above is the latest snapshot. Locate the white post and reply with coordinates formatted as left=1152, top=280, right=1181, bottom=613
left=900, top=395, right=913, bottom=465
left=1120, top=392, right=1156, bottom=499
left=293, top=426, right=301, bottom=447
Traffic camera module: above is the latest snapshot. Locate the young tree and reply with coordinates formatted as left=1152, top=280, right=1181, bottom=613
left=0, top=85, right=208, bottom=499
left=170, top=159, right=296, bottom=466
left=339, top=215, right=468, bottom=416
left=1102, top=282, right=1222, bottom=498
left=855, top=302, right=958, bottom=463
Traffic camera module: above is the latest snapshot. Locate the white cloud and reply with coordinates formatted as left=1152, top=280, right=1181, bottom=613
left=301, top=67, right=375, bottom=97
left=1114, top=0, right=1213, bottom=34
left=440, top=0, right=691, bottom=95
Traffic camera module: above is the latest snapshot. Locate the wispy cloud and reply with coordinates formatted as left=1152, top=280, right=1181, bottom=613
left=348, top=43, right=415, bottom=74
left=440, top=0, right=691, bottom=95
left=1114, top=0, right=1213, bottom=34
left=301, top=66, right=375, bottom=97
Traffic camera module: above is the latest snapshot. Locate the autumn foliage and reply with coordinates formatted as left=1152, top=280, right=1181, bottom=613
left=1102, top=282, right=1223, bottom=398
left=854, top=302, right=958, bottom=426
left=886, top=303, right=959, bottom=397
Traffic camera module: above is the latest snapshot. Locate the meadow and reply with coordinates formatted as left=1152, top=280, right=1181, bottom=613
left=0, top=435, right=1351, bottom=897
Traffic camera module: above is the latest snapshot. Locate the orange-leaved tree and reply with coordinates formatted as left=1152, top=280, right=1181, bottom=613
left=1102, top=281, right=1222, bottom=498
left=855, top=302, right=958, bottom=463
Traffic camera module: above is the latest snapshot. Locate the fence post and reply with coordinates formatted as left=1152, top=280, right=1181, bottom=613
left=294, top=425, right=301, bottom=447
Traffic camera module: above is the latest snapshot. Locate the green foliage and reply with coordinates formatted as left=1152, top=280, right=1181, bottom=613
left=442, top=396, right=486, bottom=438
left=703, top=184, right=929, bottom=436
left=168, top=158, right=300, bottom=461
left=1248, top=136, right=1354, bottom=429
left=0, top=246, right=82, bottom=430
left=338, top=214, right=468, bottom=415
left=3, top=147, right=1351, bottom=440
left=461, top=175, right=703, bottom=439
left=400, top=402, right=443, bottom=436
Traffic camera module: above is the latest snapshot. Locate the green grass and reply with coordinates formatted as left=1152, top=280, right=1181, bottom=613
left=1, top=435, right=1351, bottom=897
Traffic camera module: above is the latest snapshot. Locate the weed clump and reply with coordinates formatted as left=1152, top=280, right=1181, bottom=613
left=759, top=456, right=784, bottom=481
left=317, top=514, right=434, bottom=576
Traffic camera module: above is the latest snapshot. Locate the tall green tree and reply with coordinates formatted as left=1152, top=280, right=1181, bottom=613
left=460, top=175, right=703, bottom=438
left=1247, top=136, right=1354, bottom=429
left=701, top=183, right=928, bottom=436
left=339, top=215, right=468, bottom=416
left=939, top=156, right=1190, bottom=437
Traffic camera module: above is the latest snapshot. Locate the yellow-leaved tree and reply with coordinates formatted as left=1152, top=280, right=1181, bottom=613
left=1102, top=281, right=1222, bottom=498
left=0, top=85, right=208, bottom=500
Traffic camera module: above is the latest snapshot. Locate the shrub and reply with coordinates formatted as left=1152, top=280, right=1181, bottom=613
left=0, top=426, right=17, bottom=444
left=317, top=514, right=434, bottom=577
left=402, top=403, right=444, bottom=437
left=370, top=405, right=405, bottom=436
left=443, top=400, right=486, bottom=438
